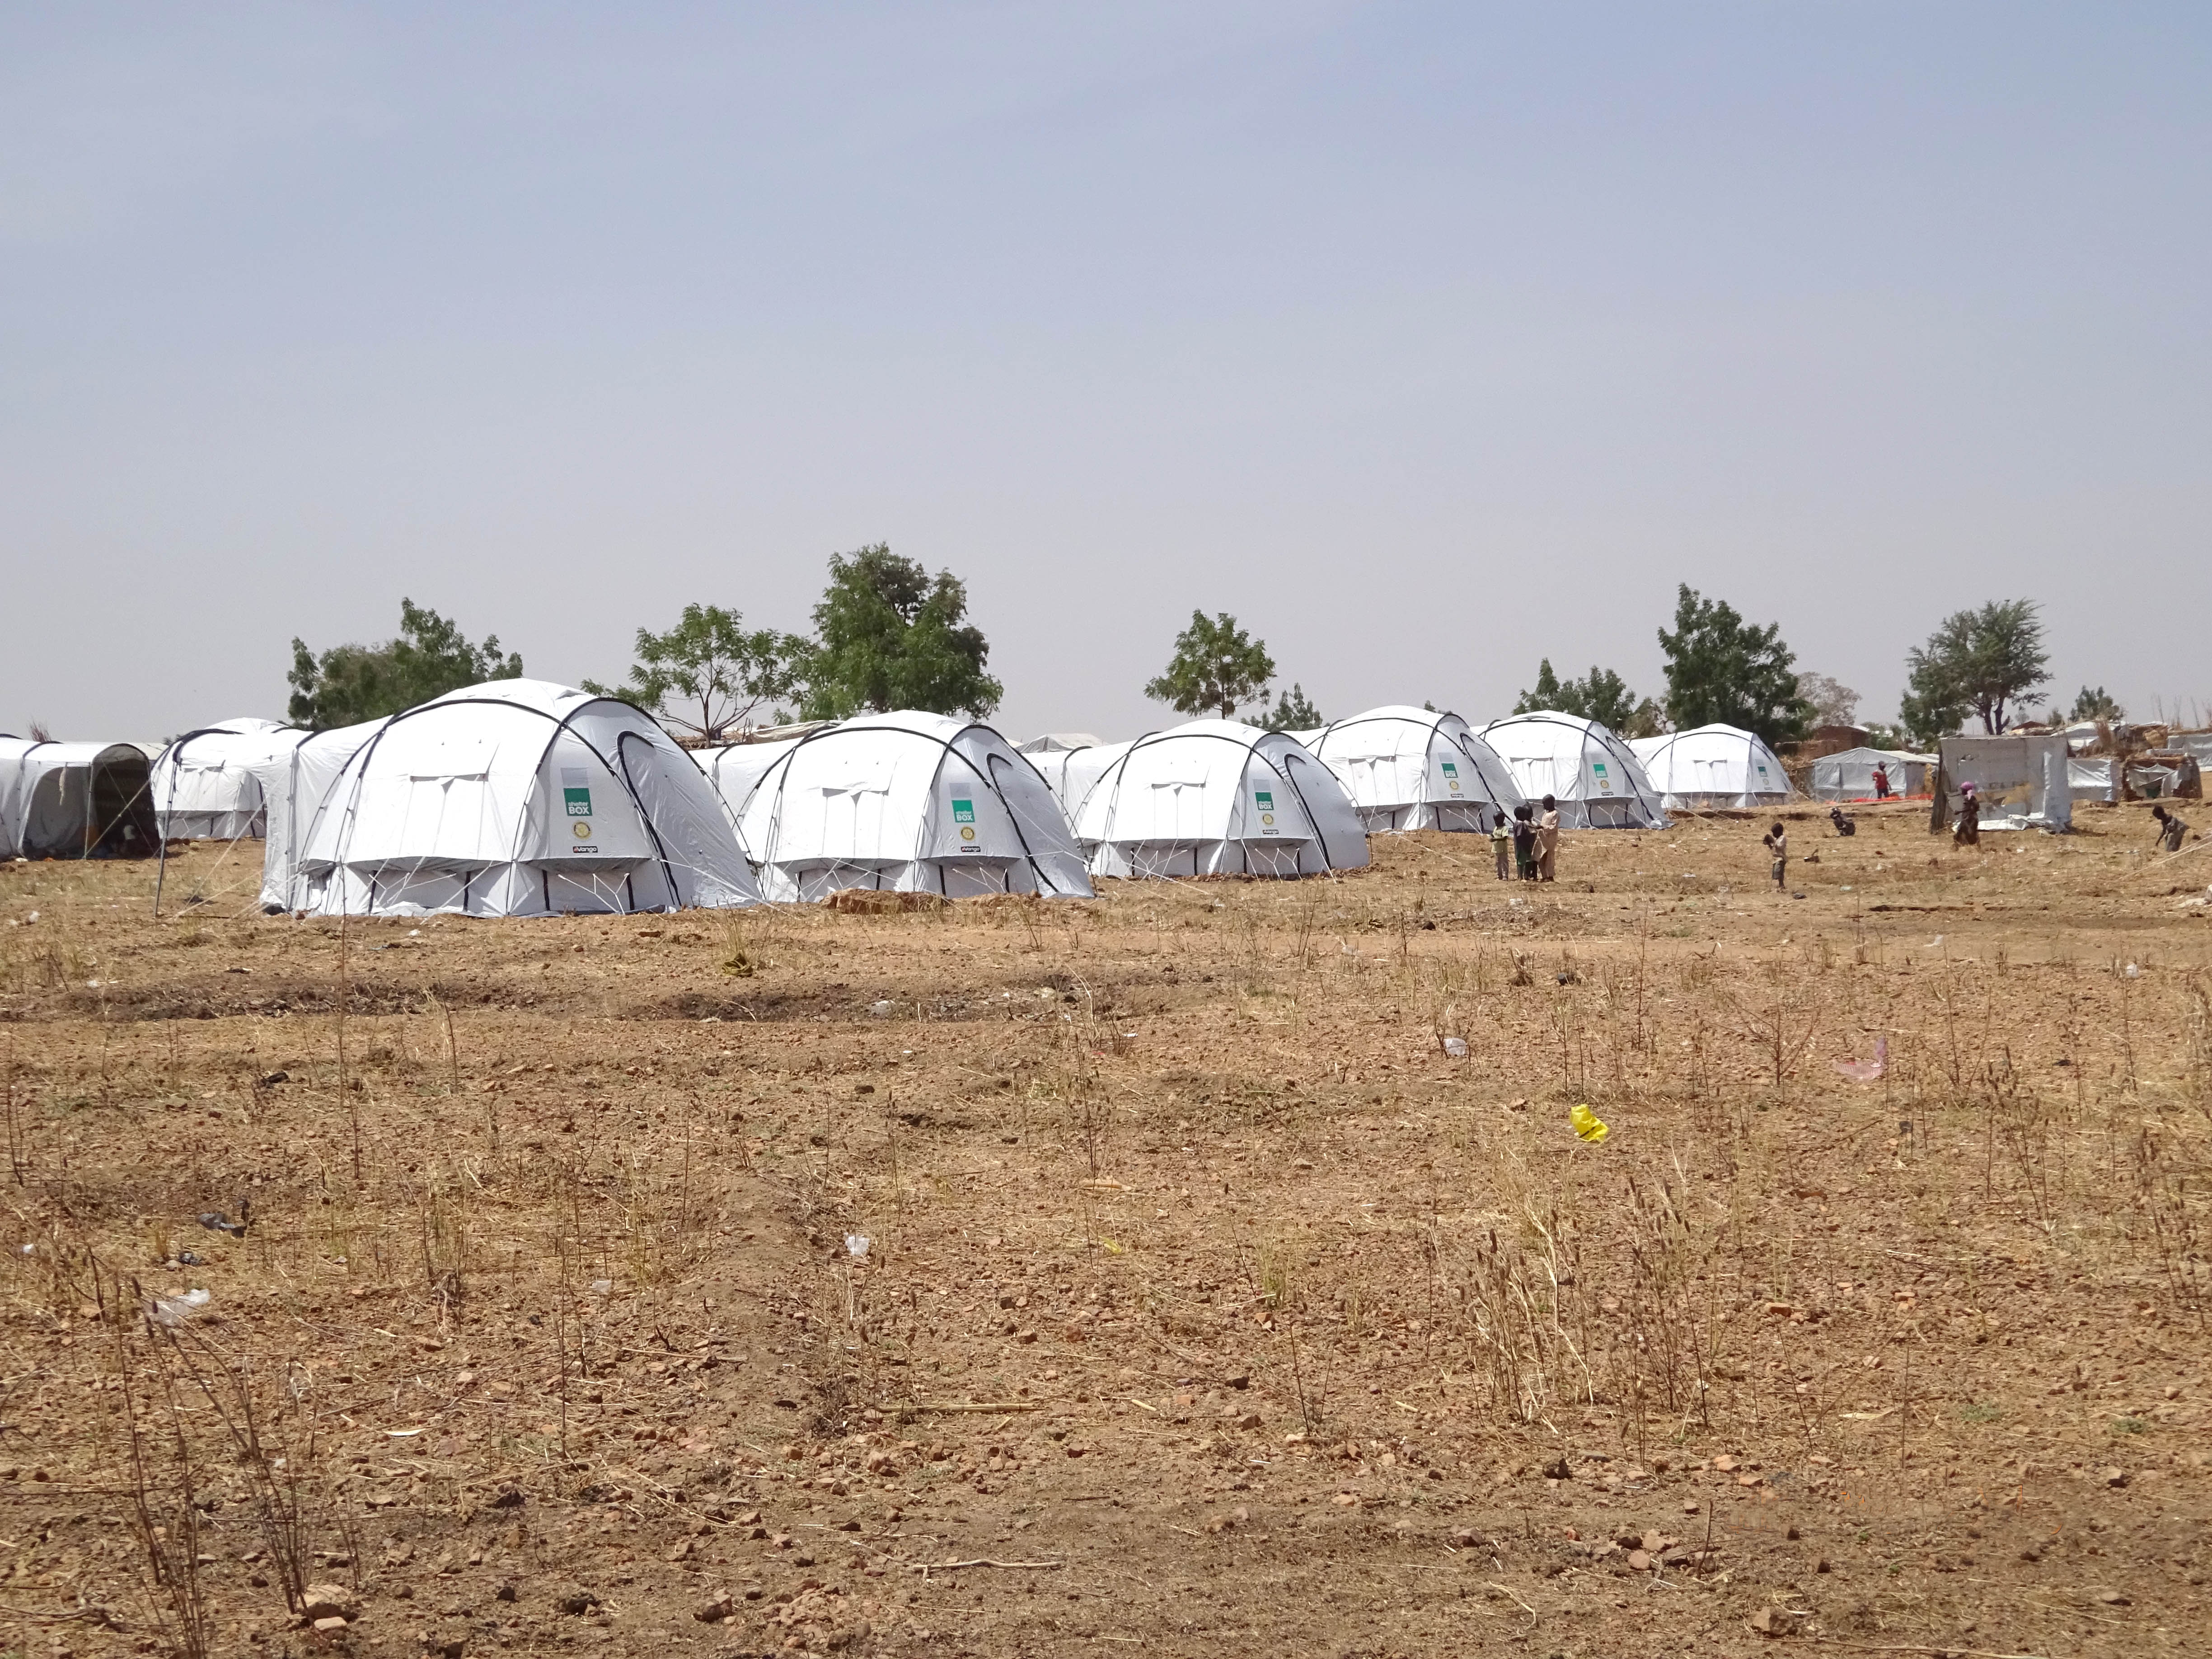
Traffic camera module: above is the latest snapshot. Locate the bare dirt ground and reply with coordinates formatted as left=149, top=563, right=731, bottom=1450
left=2, top=799, right=2210, bottom=1659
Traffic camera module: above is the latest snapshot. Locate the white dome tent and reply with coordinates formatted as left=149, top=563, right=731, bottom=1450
left=0, top=738, right=161, bottom=860
left=1029, top=740, right=1128, bottom=821
left=1070, top=720, right=1369, bottom=879
left=705, top=712, right=1093, bottom=902
left=1475, top=712, right=1667, bottom=829
left=150, top=719, right=313, bottom=840
left=1301, top=706, right=1525, bottom=833
left=1627, top=725, right=1792, bottom=811
left=1807, top=748, right=1934, bottom=801
left=267, top=680, right=760, bottom=917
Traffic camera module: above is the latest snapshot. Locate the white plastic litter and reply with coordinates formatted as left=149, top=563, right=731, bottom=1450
left=1441, top=1036, right=1469, bottom=1059
left=590, top=1278, right=613, bottom=1295
left=148, top=1288, right=211, bottom=1326
left=2125, top=962, right=2141, bottom=978
left=845, top=1235, right=871, bottom=1259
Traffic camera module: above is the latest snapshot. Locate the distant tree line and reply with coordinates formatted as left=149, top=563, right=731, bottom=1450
left=285, top=545, right=1001, bottom=737
left=286, top=557, right=2107, bottom=755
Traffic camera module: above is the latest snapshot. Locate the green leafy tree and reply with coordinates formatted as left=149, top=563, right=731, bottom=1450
left=1258, top=683, right=1324, bottom=733
left=287, top=599, right=522, bottom=730
left=1898, top=599, right=2048, bottom=745
left=582, top=604, right=806, bottom=743
left=1144, top=611, right=1276, bottom=720
left=1511, top=659, right=1652, bottom=733
left=797, top=545, right=1002, bottom=720
left=2070, top=684, right=2123, bottom=722
left=1655, top=585, right=1811, bottom=749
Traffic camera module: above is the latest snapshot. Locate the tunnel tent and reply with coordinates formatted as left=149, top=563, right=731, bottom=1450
left=1473, top=712, right=1667, bottom=829
left=1070, top=719, right=1370, bottom=879
left=708, top=711, right=1092, bottom=901
left=150, top=719, right=314, bottom=840
left=1303, top=705, right=1524, bottom=832
left=267, top=680, right=760, bottom=917
left=1807, top=747, right=1934, bottom=801
left=1627, top=724, right=1793, bottom=811
left=0, top=739, right=161, bottom=860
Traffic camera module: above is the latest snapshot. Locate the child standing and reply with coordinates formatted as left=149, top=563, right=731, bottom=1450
left=1762, top=820, right=1788, bottom=890
left=1512, top=806, right=1538, bottom=881
left=1490, top=813, right=1513, bottom=880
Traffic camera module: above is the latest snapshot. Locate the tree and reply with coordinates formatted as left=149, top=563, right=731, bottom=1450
left=1258, top=683, right=1323, bottom=733
left=287, top=599, right=522, bottom=730
left=1898, top=599, right=2048, bottom=745
left=582, top=604, right=806, bottom=743
left=1511, top=659, right=1652, bottom=733
left=2071, top=684, right=2124, bottom=722
left=1655, top=585, right=1811, bottom=749
left=1144, top=612, right=1275, bottom=720
left=1796, top=671, right=1861, bottom=729
left=797, top=545, right=1001, bottom=720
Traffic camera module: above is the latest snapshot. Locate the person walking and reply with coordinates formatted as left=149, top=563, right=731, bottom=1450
left=2152, top=803, right=2189, bottom=853
left=1511, top=805, right=1538, bottom=881
left=1490, top=811, right=1513, bottom=880
left=1762, top=820, right=1789, bottom=890
left=1537, top=795, right=1560, bottom=883
left=1871, top=763, right=1890, bottom=801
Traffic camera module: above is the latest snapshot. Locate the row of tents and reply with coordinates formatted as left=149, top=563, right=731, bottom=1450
left=6, top=684, right=1910, bottom=918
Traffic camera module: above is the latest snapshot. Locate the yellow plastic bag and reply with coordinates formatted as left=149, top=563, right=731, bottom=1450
left=1570, top=1103, right=1609, bottom=1144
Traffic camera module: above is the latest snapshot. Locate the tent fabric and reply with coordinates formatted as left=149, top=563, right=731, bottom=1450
left=1939, top=734, right=2070, bottom=829
left=1031, top=740, right=1126, bottom=821
left=703, top=712, right=1093, bottom=902
left=1808, top=748, right=1934, bottom=801
left=0, top=740, right=161, bottom=860
left=263, top=680, right=760, bottom=917
left=1069, top=720, right=1370, bottom=879
left=1014, top=733, right=1101, bottom=754
left=1627, top=725, right=1793, bottom=811
left=150, top=719, right=313, bottom=839
left=2067, top=757, right=2117, bottom=803
left=251, top=720, right=391, bottom=911
left=1472, top=712, right=1667, bottom=829
left=1301, top=706, right=1524, bottom=832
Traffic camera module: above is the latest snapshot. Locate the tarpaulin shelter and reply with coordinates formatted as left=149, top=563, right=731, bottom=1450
left=150, top=719, right=313, bottom=839
left=1300, top=706, right=1523, bottom=832
left=1628, top=725, right=1793, bottom=811
left=262, top=680, right=759, bottom=916
left=1938, top=734, right=2071, bottom=830
left=1473, top=712, right=1667, bottom=828
left=1808, top=747, right=1934, bottom=801
left=1069, top=720, right=1369, bottom=878
left=0, top=739, right=160, bottom=860
left=703, top=712, right=1092, bottom=901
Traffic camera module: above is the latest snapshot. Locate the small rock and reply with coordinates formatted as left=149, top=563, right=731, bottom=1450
left=300, top=1584, right=360, bottom=1622
left=1747, top=1606, right=1801, bottom=1637
left=553, top=1586, right=599, bottom=1616
left=694, top=1595, right=736, bottom=1623
left=1542, top=1456, right=1570, bottom=1481
left=311, top=1616, right=349, bottom=1634
left=2102, top=1467, right=2129, bottom=1488
left=2098, top=1589, right=2131, bottom=1606
left=1331, top=1493, right=1360, bottom=1508
left=1627, top=1549, right=1651, bottom=1571
left=1712, top=1454, right=1739, bottom=1472
left=493, top=1581, right=517, bottom=1603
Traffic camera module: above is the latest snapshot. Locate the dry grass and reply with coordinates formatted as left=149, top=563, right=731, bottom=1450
left=0, top=799, right=2208, bottom=1656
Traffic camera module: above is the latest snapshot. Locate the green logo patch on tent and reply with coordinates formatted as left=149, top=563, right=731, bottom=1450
left=1441, top=760, right=1458, bottom=778
left=563, top=787, right=593, bottom=817
left=951, top=798, right=975, bottom=824
left=1254, top=790, right=1274, bottom=809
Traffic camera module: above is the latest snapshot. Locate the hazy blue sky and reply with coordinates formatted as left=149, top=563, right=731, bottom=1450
left=5, top=4, right=2208, bottom=741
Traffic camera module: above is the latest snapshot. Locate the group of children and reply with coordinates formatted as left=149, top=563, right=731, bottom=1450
left=1481, top=792, right=2193, bottom=899
left=1490, top=796, right=1561, bottom=881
